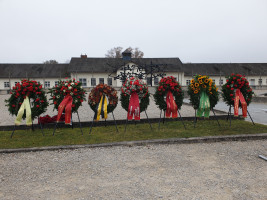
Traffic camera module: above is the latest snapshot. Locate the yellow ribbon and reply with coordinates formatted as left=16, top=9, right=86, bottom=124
left=15, top=96, right=32, bottom=126
left=95, top=95, right=108, bottom=121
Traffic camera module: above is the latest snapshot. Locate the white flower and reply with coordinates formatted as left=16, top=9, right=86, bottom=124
left=70, top=92, right=73, bottom=95
left=63, top=90, right=65, bottom=92
left=71, top=82, right=74, bottom=86
left=75, top=99, right=78, bottom=103
left=65, top=83, right=68, bottom=86
left=56, top=95, right=60, bottom=98
left=68, top=86, right=72, bottom=90
left=81, top=86, right=83, bottom=89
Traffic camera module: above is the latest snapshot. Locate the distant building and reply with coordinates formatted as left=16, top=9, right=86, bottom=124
left=0, top=52, right=267, bottom=94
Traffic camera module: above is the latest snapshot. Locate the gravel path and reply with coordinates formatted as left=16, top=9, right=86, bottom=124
left=0, top=94, right=224, bottom=126
left=0, top=140, right=266, bottom=200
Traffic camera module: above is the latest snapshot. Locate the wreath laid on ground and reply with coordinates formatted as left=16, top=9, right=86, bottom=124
left=222, top=73, right=253, bottom=107
left=5, top=79, right=49, bottom=120
left=88, top=84, right=118, bottom=113
left=48, top=78, right=86, bottom=113
left=154, top=76, right=184, bottom=111
left=188, top=75, right=219, bottom=109
left=120, top=77, right=150, bottom=112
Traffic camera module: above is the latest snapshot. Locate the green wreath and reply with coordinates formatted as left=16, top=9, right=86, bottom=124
left=187, top=75, right=219, bottom=109
left=5, top=79, right=49, bottom=119
left=88, top=84, right=118, bottom=113
left=48, top=79, right=86, bottom=113
left=120, top=77, right=150, bottom=112
left=154, top=76, right=184, bottom=110
left=222, top=73, right=253, bottom=107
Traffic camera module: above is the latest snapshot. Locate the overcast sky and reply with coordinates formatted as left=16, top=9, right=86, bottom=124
left=0, top=0, right=267, bottom=63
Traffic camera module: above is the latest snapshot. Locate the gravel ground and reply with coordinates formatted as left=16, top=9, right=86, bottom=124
left=0, top=94, right=224, bottom=126
left=0, top=140, right=266, bottom=200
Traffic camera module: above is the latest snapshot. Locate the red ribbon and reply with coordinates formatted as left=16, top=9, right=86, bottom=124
left=234, top=89, right=247, bottom=118
left=57, top=95, right=73, bottom=124
left=166, top=90, right=178, bottom=118
left=127, top=92, right=140, bottom=121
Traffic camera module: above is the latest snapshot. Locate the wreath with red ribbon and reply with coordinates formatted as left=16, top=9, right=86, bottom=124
left=88, top=84, right=118, bottom=113
left=222, top=73, right=253, bottom=107
left=48, top=78, right=86, bottom=113
left=5, top=79, right=49, bottom=119
left=154, top=76, right=183, bottom=112
left=120, top=77, right=150, bottom=114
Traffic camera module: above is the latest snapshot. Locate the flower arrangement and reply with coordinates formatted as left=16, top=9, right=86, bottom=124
left=88, top=84, right=118, bottom=113
left=222, top=73, right=253, bottom=107
left=187, top=75, right=219, bottom=109
left=154, top=76, right=184, bottom=110
left=48, top=78, right=86, bottom=113
left=120, top=77, right=150, bottom=112
left=5, top=79, right=49, bottom=119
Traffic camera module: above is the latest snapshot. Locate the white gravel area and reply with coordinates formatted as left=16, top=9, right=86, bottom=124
left=0, top=140, right=266, bottom=199
left=0, top=94, right=224, bottom=126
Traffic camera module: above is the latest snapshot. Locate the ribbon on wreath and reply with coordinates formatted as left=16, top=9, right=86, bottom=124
left=93, top=95, right=108, bottom=121
left=57, top=95, right=73, bottom=124
left=127, top=92, right=140, bottom=121
left=197, top=92, right=210, bottom=118
left=234, top=89, right=247, bottom=118
left=15, top=96, right=32, bottom=126
left=166, top=90, right=178, bottom=118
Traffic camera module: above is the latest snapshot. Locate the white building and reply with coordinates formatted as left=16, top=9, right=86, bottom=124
left=1, top=52, right=267, bottom=94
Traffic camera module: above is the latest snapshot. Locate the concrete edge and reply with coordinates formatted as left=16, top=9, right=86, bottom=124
left=1, top=133, right=267, bottom=154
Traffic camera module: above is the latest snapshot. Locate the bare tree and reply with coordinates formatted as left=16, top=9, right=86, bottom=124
left=105, top=47, right=123, bottom=58
left=105, top=47, right=144, bottom=58
left=43, top=60, right=58, bottom=64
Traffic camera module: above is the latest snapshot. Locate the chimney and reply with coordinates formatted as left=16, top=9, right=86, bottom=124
left=81, top=54, right=87, bottom=58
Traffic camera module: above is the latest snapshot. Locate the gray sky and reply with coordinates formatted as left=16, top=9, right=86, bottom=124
left=0, top=0, right=267, bottom=63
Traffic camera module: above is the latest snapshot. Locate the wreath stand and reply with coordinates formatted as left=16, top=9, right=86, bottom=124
left=53, top=111, right=83, bottom=135
left=10, top=97, right=44, bottom=138
left=158, top=109, right=186, bottom=130
left=124, top=110, right=152, bottom=133
left=89, top=111, right=118, bottom=134
left=226, top=105, right=255, bottom=127
left=193, top=108, right=221, bottom=128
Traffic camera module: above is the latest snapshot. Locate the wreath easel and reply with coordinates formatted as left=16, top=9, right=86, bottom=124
left=187, top=75, right=220, bottom=127
left=154, top=76, right=186, bottom=130
left=5, top=80, right=49, bottom=138
left=88, top=84, right=119, bottom=134
left=222, top=73, right=255, bottom=126
left=120, top=77, right=152, bottom=132
left=48, top=78, right=86, bottom=135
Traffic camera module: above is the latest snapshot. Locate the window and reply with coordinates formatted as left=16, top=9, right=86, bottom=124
left=108, top=78, right=112, bottom=86
left=79, top=78, right=87, bottom=87
left=91, top=78, right=96, bottom=86
left=44, top=81, right=50, bottom=88
left=4, top=82, right=10, bottom=88
left=186, top=80, right=191, bottom=85
left=212, top=79, right=216, bottom=84
left=99, top=78, right=104, bottom=84
left=154, top=77, right=159, bottom=85
left=219, top=79, right=223, bottom=85
left=146, top=77, right=152, bottom=86
left=55, top=81, right=59, bottom=87
left=258, top=78, right=262, bottom=86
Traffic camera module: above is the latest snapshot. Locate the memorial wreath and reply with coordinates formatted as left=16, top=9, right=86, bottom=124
left=222, top=73, right=253, bottom=117
left=188, top=75, right=219, bottom=118
left=88, top=84, right=118, bottom=121
left=5, top=79, right=49, bottom=125
left=154, top=76, right=183, bottom=118
left=120, top=77, right=150, bottom=120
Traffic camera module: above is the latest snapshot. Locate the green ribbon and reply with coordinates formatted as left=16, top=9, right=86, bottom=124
left=15, top=96, right=32, bottom=126
left=197, top=92, right=210, bottom=118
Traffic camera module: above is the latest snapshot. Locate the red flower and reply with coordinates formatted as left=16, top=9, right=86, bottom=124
left=226, top=85, right=230, bottom=88
left=36, top=105, right=40, bottom=108
left=12, top=104, right=16, bottom=108
left=39, top=85, right=42, bottom=89
left=230, top=94, right=233, bottom=96
left=231, top=88, right=234, bottom=90
left=80, top=99, right=83, bottom=102
left=54, top=101, right=57, bottom=104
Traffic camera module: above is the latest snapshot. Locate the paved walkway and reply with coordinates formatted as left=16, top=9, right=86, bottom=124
left=0, top=140, right=266, bottom=200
